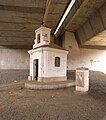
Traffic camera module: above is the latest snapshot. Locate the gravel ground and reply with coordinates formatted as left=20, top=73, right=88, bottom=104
left=0, top=71, right=106, bottom=120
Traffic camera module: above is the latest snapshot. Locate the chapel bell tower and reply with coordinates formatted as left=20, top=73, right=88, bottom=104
left=33, top=26, right=51, bottom=49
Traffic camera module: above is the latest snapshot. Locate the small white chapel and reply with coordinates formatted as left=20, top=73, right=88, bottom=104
left=28, top=26, right=68, bottom=82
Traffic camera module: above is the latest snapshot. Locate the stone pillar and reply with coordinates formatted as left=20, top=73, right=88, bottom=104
left=76, top=67, right=89, bottom=92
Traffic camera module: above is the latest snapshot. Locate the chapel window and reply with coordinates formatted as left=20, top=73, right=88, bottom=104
left=55, top=57, right=60, bottom=67
left=37, top=34, right=40, bottom=44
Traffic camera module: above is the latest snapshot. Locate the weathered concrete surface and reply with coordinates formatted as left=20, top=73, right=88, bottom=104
left=0, top=80, right=74, bottom=91
left=0, top=0, right=105, bottom=48
left=0, top=0, right=69, bottom=48
left=67, top=70, right=76, bottom=80
left=75, top=3, right=106, bottom=47
left=0, top=48, right=30, bottom=84
left=0, top=76, right=105, bottom=120
left=25, top=80, right=75, bottom=90
left=82, top=30, right=106, bottom=46
left=0, top=81, right=25, bottom=91
left=0, top=69, right=29, bottom=84
left=0, top=0, right=47, bottom=48
left=0, top=48, right=29, bottom=69
left=59, top=0, right=105, bottom=33
left=63, top=31, right=106, bottom=74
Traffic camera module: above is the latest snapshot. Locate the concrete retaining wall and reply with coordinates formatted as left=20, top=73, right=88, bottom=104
left=0, top=48, right=29, bottom=69
left=63, top=31, right=106, bottom=74
left=67, top=70, right=106, bottom=83
left=0, top=69, right=29, bottom=84
left=0, top=47, right=30, bottom=84
left=67, top=70, right=76, bottom=80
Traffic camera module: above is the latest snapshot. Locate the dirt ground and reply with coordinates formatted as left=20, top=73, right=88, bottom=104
left=0, top=71, right=106, bottom=120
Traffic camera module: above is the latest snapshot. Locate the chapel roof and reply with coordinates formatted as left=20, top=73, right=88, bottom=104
left=34, top=41, right=67, bottom=51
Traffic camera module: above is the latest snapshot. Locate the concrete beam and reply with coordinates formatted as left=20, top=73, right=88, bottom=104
left=0, top=45, right=32, bottom=49
left=56, top=0, right=105, bottom=36
left=82, top=30, right=106, bottom=46
left=0, top=40, right=33, bottom=46
left=89, top=11, right=104, bottom=35
left=0, top=31, right=34, bottom=38
left=75, top=3, right=106, bottom=46
left=0, top=35, right=33, bottom=46
left=0, top=0, right=46, bottom=8
left=0, top=36, right=33, bottom=41
left=0, top=5, right=45, bottom=13
left=80, top=45, right=106, bottom=50
left=0, top=0, right=47, bottom=48
left=99, top=3, right=106, bottom=28
left=0, top=23, right=40, bottom=31
left=0, top=36, right=33, bottom=42
left=65, top=0, right=105, bottom=30
left=0, top=10, right=43, bottom=24
left=43, top=0, right=52, bottom=26
left=45, top=0, right=69, bottom=32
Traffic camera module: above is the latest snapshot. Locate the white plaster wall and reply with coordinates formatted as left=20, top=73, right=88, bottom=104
left=63, top=32, right=80, bottom=70
left=43, top=50, right=48, bottom=76
left=47, top=51, right=67, bottom=77
left=80, top=49, right=106, bottom=73
left=29, top=47, right=67, bottom=79
left=0, top=48, right=29, bottom=69
left=64, top=31, right=106, bottom=74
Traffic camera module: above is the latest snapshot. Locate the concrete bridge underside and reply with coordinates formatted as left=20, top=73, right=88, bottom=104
left=0, top=0, right=105, bottom=49
left=0, top=0, right=106, bottom=86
